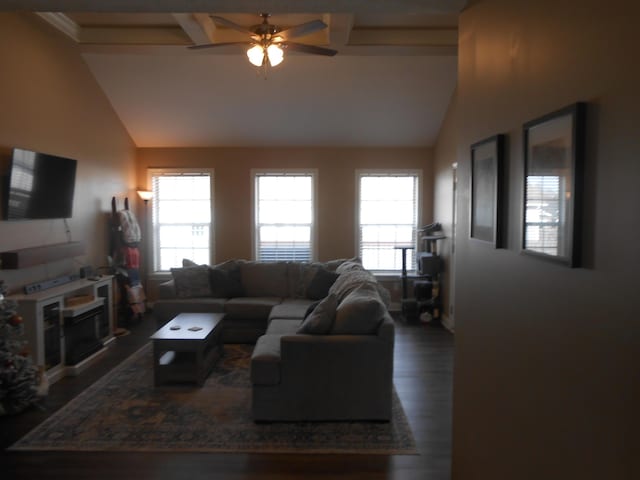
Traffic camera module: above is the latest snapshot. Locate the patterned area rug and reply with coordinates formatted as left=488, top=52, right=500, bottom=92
left=10, top=344, right=417, bottom=454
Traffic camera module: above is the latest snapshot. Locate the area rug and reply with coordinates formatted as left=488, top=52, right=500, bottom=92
left=10, top=343, right=417, bottom=454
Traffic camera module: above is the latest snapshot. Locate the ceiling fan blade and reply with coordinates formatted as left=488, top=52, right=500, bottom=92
left=188, top=41, right=253, bottom=50
left=210, top=15, right=257, bottom=36
left=274, top=19, right=328, bottom=41
left=283, top=42, right=338, bottom=56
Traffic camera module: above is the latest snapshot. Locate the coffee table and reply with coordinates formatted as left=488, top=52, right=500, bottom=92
left=150, top=312, right=225, bottom=386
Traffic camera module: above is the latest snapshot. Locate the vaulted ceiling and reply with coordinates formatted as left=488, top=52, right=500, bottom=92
left=11, top=1, right=467, bottom=147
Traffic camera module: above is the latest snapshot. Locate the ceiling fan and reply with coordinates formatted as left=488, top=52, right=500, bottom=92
left=188, top=13, right=338, bottom=68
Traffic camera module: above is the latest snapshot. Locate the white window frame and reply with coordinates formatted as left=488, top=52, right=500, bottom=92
left=251, top=169, right=318, bottom=262
left=147, top=168, right=214, bottom=272
left=355, top=169, right=422, bottom=274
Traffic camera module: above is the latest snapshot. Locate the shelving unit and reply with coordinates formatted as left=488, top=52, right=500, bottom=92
left=8, top=276, right=115, bottom=384
left=397, top=232, right=447, bottom=323
left=416, top=234, right=446, bottom=322
left=0, top=242, right=84, bottom=269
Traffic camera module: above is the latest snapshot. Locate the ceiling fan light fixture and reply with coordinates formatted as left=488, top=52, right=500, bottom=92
left=195, top=14, right=336, bottom=73
left=266, top=44, right=284, bottom=67
left=247, top=45, right=265, bottom=66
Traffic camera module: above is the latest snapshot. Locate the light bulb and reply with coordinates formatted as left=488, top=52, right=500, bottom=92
left=247, top=45, right=265, bottom=67
left=267, top=44, right=284, bottom=67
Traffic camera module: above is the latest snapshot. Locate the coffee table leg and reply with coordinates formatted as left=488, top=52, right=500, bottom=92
left=153, top=342, right=161, bottom=386
left=196, top=343, right=205, bottom=386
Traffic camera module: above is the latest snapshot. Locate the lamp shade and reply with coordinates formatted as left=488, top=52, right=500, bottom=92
left=247, top=45, right=265, bottom=66
left=266, top=44, right=284, bottom=67
left=137, top=190, right=153, bottom=201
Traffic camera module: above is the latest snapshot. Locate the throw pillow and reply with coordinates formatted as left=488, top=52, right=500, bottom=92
left=208, top=266, right=244, bottom=298
left=297, top=263, right=324, bottom=298
left=170, top=265, right=211, bottom=298
left=328, top=269, right=378, bottom=303
left=297, top=294, right=338, bottom=335
left=331, top=284, right=386, bottom=335
left=335, top=260, right=364, bottom=274
left=306, top=268, right=340, bottom=300
left=324, top=257, right=362, bottom=272
left=182, top=258, right=198, bottom=267
left=304, top=300, right=321, bottom=318
left=240, top=262, right=288, bottom=297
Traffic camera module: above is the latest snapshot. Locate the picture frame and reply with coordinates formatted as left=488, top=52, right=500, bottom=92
left=470, top=134, right=505, bottom=247
left=522, top=102, right=586, bottom=267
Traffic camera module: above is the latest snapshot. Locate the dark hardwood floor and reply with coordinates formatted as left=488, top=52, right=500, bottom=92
left=1, top=313, right=454, bottom=480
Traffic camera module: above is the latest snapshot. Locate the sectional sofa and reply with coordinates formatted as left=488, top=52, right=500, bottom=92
left=154, top=258, right=395, bottom=421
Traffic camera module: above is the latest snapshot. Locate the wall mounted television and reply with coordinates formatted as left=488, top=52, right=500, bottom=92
left=2, top=148, right=77, bottom=220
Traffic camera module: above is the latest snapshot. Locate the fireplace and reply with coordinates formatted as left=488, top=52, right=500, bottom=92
left=63, top=301, right=105, bottom=365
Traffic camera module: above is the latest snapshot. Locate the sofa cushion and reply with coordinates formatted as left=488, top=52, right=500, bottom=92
left=224, top=297, right=282, bottom=320
left=170, top=265, right=211, bottom=298
left=306, top=267, right=340, bottom=300
left=251, top=335, right=282, bottom=385
left=267, top=319, right=302, bottom=335
left=298, top=293, right=338, bottom=335
left=283, top=262, right=310, bottom=298
left=240, top=262, right=289, bottom=298
left=332, top=285, right=386, bottom=335
left=269, top=298, right=316, bottom=321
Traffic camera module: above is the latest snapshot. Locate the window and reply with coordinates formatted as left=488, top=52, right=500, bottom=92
left=524, top=175, right=563, bottom=256
left=253, top=171, right=315, bottom=262
left=149, top=169, right=213, bottom=271
left=357, top=172, right=420, bottom=272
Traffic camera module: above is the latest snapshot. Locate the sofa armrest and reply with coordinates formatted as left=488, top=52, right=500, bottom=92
left=278, top=332, right=394, bottom=420
left=377, top=313, right=395, bottom=342
left=280, top=332, right=394, bottom=386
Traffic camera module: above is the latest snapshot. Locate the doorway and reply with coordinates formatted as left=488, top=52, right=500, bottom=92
left=446, top=162, right=458, bottom=331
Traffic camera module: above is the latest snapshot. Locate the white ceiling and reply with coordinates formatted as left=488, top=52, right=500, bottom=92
left=20, top=1, right=466, bottom=148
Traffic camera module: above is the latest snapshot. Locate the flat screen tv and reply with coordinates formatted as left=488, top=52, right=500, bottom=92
left=3, top=148, right=77, bottom=220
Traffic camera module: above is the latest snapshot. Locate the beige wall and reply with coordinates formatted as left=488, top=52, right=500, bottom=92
left=0, top=13, right=136, bottom=292
left=433, top=88, right=459, bottom=328
left=136, top=146, right=433, bottom=265
left=433, top=0, right=639, bottom=478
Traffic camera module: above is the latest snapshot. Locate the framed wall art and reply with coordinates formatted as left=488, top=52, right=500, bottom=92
left=470, top=134, right=505, bottom=247
left=522, top=102, right=586, bottom=267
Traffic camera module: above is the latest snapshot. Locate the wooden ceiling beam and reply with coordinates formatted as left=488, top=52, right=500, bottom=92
left=326, top=13, right=354, bottom=49
left=5, top=1, right=468, bottom=14
left=81, top=26, right=190, bottom=45
left=172, top=13, right=217, bottom=45
left=78, top=43, right=456, bottom=57
left=35, top=10, right=457, bottom=53
left=35, top=12, right=80, bottom=41
left=349, top=27, right=458, bottom=46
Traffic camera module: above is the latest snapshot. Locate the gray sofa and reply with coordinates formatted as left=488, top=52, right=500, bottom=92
left=155, top=259, right=344, bottom=342
left=154, top=258, right=394, bottom=421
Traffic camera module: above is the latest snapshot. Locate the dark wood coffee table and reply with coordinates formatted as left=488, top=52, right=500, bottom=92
left=150, top=313, right=225, bottom=386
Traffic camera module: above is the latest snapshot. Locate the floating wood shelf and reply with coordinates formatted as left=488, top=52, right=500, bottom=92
left=0, top=241, right=84, bottom=269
